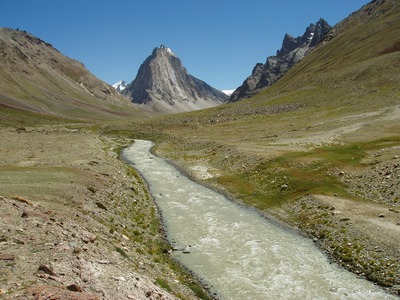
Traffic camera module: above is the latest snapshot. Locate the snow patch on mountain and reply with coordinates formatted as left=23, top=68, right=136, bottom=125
left=112, top=80, right=128, bottom=92
left=222, top=89, right=235, bottom=96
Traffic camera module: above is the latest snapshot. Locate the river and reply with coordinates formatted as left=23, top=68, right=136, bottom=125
left=123, top=140, right=396, bottom=300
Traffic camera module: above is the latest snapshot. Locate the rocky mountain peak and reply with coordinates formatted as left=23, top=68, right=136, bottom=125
left=230, top=18, right=331, bottom=102
left=123, top=45, right=227, bottom=114
left=279, top=33, right=300, bottom=57
left=154, top=44, right=176, bottom=57
left=310, top=18, right=331, bottom=47
left=278, top=18, right=330, bottom=57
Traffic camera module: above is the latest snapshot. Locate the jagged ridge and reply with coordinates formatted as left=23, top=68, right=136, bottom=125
left=229, top=18, right=331, bottom=102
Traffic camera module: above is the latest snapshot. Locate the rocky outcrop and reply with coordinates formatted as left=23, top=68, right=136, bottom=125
left=123, top=45, right=228, bottom=114
left=230, top=19, right=331, bottom=102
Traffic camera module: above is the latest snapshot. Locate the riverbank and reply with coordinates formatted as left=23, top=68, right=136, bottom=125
left=0, top=126, right=209, bottom=299
left=150, top=134, right=400, bottom=297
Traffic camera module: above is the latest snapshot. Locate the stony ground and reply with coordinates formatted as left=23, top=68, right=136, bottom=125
left=0, top=126, right=206, bottom=300
left=287, top=192, right=400, bottom=292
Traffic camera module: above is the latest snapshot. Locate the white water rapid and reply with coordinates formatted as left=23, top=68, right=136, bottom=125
left=123, top=140, right=396, bottom=300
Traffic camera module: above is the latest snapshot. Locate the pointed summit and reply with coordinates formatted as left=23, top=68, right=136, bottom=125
left=158, top=44, right=176, bottom=56
left=123, top=46, right=227, bottom=114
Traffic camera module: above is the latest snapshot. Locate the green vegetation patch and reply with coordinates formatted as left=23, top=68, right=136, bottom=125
left=311, top=144, right=365, bottom=165
left=210, top=137, right=400, bottom=211
left=155, top=278, right=173, bottom=292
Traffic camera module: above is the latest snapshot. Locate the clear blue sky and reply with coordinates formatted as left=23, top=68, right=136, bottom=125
left=0, top=0, right=369, bottom=90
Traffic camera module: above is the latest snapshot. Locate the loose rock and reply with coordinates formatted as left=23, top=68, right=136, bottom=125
left=67, top=283, right=83, bottom=292
left=38, top=264, right=57, bottom=276
left=21, top=209, right=48, bottom=220
left=0, top=254, right=15, bottom=260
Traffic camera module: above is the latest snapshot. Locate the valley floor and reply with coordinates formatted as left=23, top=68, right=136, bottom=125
left=1, top=102, right=399, bottom=298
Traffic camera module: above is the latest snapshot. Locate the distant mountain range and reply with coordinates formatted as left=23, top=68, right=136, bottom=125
left=230, top=18, right=331, bottom=102
left=122, top=45, right=228, bottom=114
left=0, top=23, right=333, bottom=119
left=2, top=0, right=396, bottom=121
